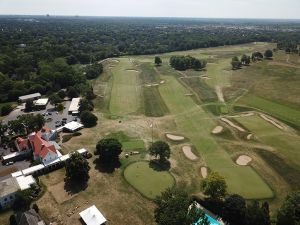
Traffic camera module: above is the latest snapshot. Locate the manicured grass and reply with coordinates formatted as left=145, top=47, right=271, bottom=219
left=238, top=95, right=300, bottom=129
left=109, top=58, right=141, bottom=115
left=158, top=74, right=273, bottom=199
left=123, top=140, right=145, bottom=151
left=235, top=115, right=300, bottom=172
left=124, top=161, right=175, bottom=199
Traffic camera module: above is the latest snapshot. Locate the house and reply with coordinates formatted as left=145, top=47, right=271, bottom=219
left=34, top=98, right=49, bottom=110
left=18, top=93, right=41, bottom=103
left=17, top=209, right=46, bottom=225
left=15, top=137, right=31, bottom=153
left=68, top=97, right=80, bottom=115
left=79, top=205, right=107, bottom=225
left=0, top=175, right=36, bottom=209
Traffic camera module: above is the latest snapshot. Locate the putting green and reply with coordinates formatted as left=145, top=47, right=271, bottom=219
left=109, top=58, right=141, bottom=115
left=157, top=70, right=273, bottom=199
left=124, top=161, right=175, bottom=199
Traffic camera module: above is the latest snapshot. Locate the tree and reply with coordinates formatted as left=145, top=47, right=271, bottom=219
left=56, top=103, right=64, bottom=112
left=241, top=54, right=251, bottom=65
left=245, top=201, right=271, bottom=225
left=264, top=50, right=273, bottom=59
left=201, top=172, right=227, bottom=200
left=154, top=188, right=209, bottom=225
left=8, top=114, right=45, bottom=135
left=149, top=141, right=171, bottom=163
left=80, top=110, right=98, bottom=127
left=79, top=99, right=94, bottom=113
left=65, top=152, right=90, bottom=183
left=222, top=194, right=246, bottom=225
left=277, top=191, right=300, bottom=225
left=9, top=215, right=17, bottom=225
left=85, top=89, right=96, bottom=100
left=57, top=90, right=66, bottom=99
left=85, top=63, right=103, bottom=79
left=155, top=56, right=162, bottom=66
left=67, top=86, right=79, bottom=99
left=13, top=190, right=33, bottom=211
left=0, top=104, right=13, bottom=116
left=95, top=138, right=122, bottom=163
left=25, top=99, right=34, bottom=112
left=0, top=121, right=8, bottom=143
left=32, top=203, right=39, bottom=213
left=231, top=56, right=242, bottom=70
left=49, top=94, right=62, bottom=108
left=252, top=52, right=264, bottom=61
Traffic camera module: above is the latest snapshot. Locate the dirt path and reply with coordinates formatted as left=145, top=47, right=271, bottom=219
left=221, top=118, right=246, bottom=132
left=215, top=86, right=225, bottom=102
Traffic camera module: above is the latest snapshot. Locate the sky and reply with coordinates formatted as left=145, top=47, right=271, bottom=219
left=0, top=0, right=299, bottom=19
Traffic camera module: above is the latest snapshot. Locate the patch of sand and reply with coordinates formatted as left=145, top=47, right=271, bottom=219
left=212, top=126, right=223, bottom=134
left=185, top=93, right=193, bottom=96
left=215, top=86, right=225, bottom=102
left=160, top=80, right=165, bottom=84
left=246, top=134, right=253, bottom=140
left=182, top=146, right=198, bottom=160
left=228, top=112, right=254, bottom=118
left=166, top=133, right=185, bottom=141
left=110, top=59, right=120, bottom=63
left=145, top=83, right=159, bottom=87
left=260, top=114, right=284, bottom=130
left=126, top=69, right=139, bottom=72
left=221, top=118, right=246, bottom=132
left=236, top=155, right=252, bottom=166
left=201, top=167, right=208, bottom=178
left=201, top=75, right=212, bottom=80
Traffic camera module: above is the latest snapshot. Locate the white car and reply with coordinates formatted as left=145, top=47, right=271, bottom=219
left=5, top=161, right=14, bottom=166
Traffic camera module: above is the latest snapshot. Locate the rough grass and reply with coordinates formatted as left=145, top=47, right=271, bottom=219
left=122, top=140, right=145, bottom=151
left=158, top=75, right=273, bottom=199
left=124, top=161, right=175, bottom=199
left=139, top=63, right=169, bottom=117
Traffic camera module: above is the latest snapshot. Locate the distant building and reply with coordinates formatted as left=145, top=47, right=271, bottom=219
left=0, top=175, right=36, bottom=209
left=18, top=93, right=41, bottom=103
left=68, top=98, right=80, bottom=115
left=34, top=98, right=49, bottom=109
left=17, top=209, right=46, bottom=225
left=79, top=205, right=107, bottom=225
left=63, top=121, right=84, bottom=133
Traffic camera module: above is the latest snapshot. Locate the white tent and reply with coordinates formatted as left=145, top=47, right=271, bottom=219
left=64, top=121, right=84, bottom=132
left=79, top=205, right=107, bottom=225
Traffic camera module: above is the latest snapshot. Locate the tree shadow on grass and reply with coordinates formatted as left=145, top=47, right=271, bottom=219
left=64, top=178, right=88, bottom=195
left=149, top=159, right=170, bottom=171
left=93, top=158, right=121, bottom=173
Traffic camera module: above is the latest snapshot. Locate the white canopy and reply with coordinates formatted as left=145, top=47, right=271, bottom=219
left=64, top=121, right=84, bottom=132
left=79, top=205, right=107, bottom=225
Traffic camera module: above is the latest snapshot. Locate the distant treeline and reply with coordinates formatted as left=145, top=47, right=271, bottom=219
left=0, top=16, right=299, bottom=103
left=170, top=56, right=207, bottom=71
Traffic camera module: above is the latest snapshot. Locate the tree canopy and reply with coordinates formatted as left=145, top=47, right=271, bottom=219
left=65, top=152, right=90, bottom=183
left=80, top=110, right=98, bottom=127
left=170, top=56, right=207, bottom=71
left=201, top=172, right=227, bottom=200
left=222, top=194, right=247, bottom=225
left=95, top=138, right=122, bottom=163
left=149, top=141, right=171, bottom=163
left=155, top=56, right=162, bottom=66
left=264, top=49, right=273, bottom=59
left=277, top=191, right=300, bottom=225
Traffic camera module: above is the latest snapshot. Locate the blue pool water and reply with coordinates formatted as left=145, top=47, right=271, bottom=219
left=195, top=212, right=221, bottom=225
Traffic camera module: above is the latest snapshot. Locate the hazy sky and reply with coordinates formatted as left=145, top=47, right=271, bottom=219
left=0, top=0, right=299, bottom=19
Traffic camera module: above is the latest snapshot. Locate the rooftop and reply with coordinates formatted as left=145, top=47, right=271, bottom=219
left=0, top=177, right=19, bottom=198
left=34, top=98, right=49, bottom=106
left=68, top=97, right=80, bottom=112
left=18, top=93, right=41, bottom=101
left=79, top=205, right=107, bottom=225
left=64, top=121, right=84, bottom=131
left=16, top=175, right=36, bottom=190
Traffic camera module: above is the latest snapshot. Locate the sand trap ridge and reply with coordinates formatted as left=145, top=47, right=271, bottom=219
left=126, top=69, right=139, bottom=72
left=201, top=167, right=208, bottom=178
left=221, top=118, right=246, bottom=132
left=260, top=114, right=284, bottom=130
left=182, top=146, right=198, bottom=160
left=236, top=155, right=252, bottom=166
left=160, top=80, right=165, bottom=84
left=166, top=133, right=185, bottom=141
left=212, top=126, right=223, bottom=134
left=246, top=134, right=253, bottom=140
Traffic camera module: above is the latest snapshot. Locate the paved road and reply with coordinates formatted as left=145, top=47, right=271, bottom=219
left=0, top=160, right=31, bottom=181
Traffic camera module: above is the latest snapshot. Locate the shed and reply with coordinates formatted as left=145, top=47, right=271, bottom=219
left=63, top=121, right=84, bottom=132
left=68, top=98, right=80, bottom=114
left=79, top=205, right=107, bottom=225
left=18, top=93, right=41, bottom=102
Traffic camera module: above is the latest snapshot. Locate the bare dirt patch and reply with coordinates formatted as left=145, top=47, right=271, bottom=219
left=221, top=118, right=246, bottom=132
left=260, top=114, right=284, bottom=130
left=166, top=133, right=185, bottom=141
left=247, top=134, right=253, bottom=140
left=236, top=155, right=252, bottom=166
left=182, top=146, right=198, bottom=160
left=201, top=167, right=208, bottom=178
left=48, top=181, right=76, bottom=204
left=212, top=126, right=223, bottom=134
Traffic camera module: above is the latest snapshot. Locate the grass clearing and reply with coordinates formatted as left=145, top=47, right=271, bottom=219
left=123, top=140, right=145, bottom=151
left=124, top=161, right=175, bottom=199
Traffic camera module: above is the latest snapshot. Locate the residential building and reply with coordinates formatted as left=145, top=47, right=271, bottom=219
left=34, top=98, right=49, bottom=110
left=68, top=97, right=80, bottom=115
left=18, top=93, right=41, bottom=103
left=17, top=209, right=46, bottom=225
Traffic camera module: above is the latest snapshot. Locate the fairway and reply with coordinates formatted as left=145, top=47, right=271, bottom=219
left=157, top=72, right=273, bottom=199
left=124, top=161, right=175, bottom=199
left=235, top=115, right=300, bottom=171
left=109, top=58, right=141, bottom=115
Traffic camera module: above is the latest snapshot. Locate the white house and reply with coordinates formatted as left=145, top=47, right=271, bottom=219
left=79, top=205, right=107, bottom=225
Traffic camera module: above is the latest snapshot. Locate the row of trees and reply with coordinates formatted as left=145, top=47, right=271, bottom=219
left=170, top=56, right=207, bottom=71
left=231, top=50, right=273, bottom=69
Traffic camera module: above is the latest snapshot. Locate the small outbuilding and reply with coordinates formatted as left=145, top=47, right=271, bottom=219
left=68, top=97, right=80, bottom=115
left=63, top=121, right=84, bottom=133
left=18, top=93, right=41, bottom=102
left=34, top=98, right=49, bottom=109
left=79, top=205, right=107, bottom=225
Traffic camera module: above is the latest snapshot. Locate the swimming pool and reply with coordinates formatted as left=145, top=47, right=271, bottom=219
left=195, top=212, right=222, bottom=225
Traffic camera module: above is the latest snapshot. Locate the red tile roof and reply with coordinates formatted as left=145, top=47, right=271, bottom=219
left=32, top=134, right=57, bottom=160
left=16, top=137, right=30, bottom=151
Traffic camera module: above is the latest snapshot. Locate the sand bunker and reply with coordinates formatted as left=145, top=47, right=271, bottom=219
left=236, top=155, right=252, bottom=166
left=212, top=126, right=223, bottom=134
left=145, top=83, right=159, bottom=87
left=166, top=133, right=185, bottom=141
left=246, top=134, right=253, bottom=140
left=160, top=80, right=165, bottom=84
left=260, top=114, right=284, bottom=130
left=201, top=167, right=208, bottom=178
left=126, top=69, right=139, bottom=72
left=110, top=59, right=120, bottom=63
left=221, top=118, right=246, bottom=132
left=229, top=112, right=254, bottom=118
left=201, top=75, right=212, bottom=80
left=182, top=146, right=198, bottom=160
left=185, top=93, right=193, bottom=96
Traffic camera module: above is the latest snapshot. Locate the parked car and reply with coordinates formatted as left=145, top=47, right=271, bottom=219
left=62, top=118, right=67, bottom=121
left=5, top=161, right=14, bottom=166
left=48, top=112, right=52, bottom=115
